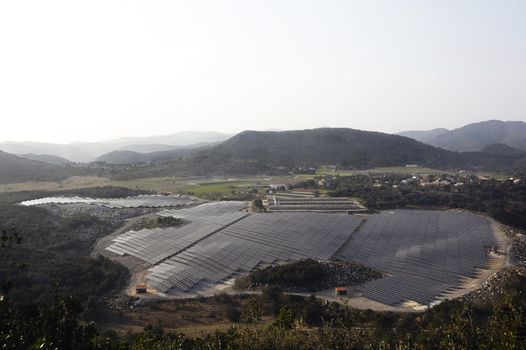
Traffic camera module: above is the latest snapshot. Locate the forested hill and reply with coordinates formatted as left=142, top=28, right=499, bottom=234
left=209, top=128, right=460, bottom=168
left=96, top=145, right=209, bottom=165
left=0, top=150, right=69, bottom=184
left=206, top=128, right=526, bottom=172
left=18, top=153, right=73, bottom=165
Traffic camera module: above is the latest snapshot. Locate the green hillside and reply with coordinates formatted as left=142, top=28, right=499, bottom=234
left=210, top=128, right=461, bottom=168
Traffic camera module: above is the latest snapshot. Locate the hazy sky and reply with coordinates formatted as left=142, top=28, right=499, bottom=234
left=1, top=0, right=525, bottom=143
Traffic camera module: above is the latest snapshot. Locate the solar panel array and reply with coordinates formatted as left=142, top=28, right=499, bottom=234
left=106, top=202, right=249, bottom=264
left=158, top=201, right=248, bottom=220
left=21, top=195, right=195, bottom=208
left=147, top=213, right=364, bottom=293
left=104, top=201, right=495, bottom=305
left=267, top=197, right=362, bottom=212
left=335, top=210, right=496, bottom=306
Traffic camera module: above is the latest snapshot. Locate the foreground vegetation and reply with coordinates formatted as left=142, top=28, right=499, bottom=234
left=2, top=266, right=525, bottom=349
left=0, top=187, right=148, bottom=304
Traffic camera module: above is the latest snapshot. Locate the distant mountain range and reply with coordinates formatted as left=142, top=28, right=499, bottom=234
left=18, top=153, right=73, bottom=166
left=1, top=123, right=526, bottom=184
left=106, top=127, right=526, bottom=180
left=0, top=151, right=69, bottom=184
left=397, top=128, right=449, bottom=143
left=207, top=128, right=526, bottom=172
left=398, top=120, right=526, bottom=152
left=0, top=131, right=231, bottom=162
left=96, top=143, right=216, bottom=165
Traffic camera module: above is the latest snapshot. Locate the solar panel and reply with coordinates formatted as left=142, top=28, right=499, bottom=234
left=335, top=210, right=495, bottom=306
left=20, top=194, right=196, bottom=208
left=146, top=212, right=364, bottom=293
left=94, top=200, right=495, bottom=306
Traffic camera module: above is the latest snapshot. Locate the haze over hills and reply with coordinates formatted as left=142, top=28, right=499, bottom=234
left=0, top=131, right=231, bottom=162
left=0, top=150, right=69, bottom=184
left=4, top=121, right=526, bottom=164
left=399, top=120, right=526, bottom=152
left=102, top=131, right=230, bottom=146
left=105, top=128, right=526, bottom=179
left=96, top=144, right=214, bottom=165
left=2, top=125, right=526, bottom=184
left=396, top=128, right=449, bottom=143
left=17, top=153, right=73, bottom=166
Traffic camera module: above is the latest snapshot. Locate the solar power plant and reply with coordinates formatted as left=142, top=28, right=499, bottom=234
left=146, top=213, right=364, bottom=293
left=106, top=203, right=249, bottom=264
left=158, top=201, right=248, bottom=220
left=106, top=202, right=496, bottom=305
left=335, top=210, right=496, bottom=306
left=274, top=198, right=360, bottom=204
left=268, top=204, right=362, bottom=211
left=267, top=196, right=362, bottom=212
left=20, top=194, right=195, bottom=208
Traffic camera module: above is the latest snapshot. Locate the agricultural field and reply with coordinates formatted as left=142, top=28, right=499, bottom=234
left=314, top=166, right=455, bottom=177
left=0, top=175, right=299, bottom=197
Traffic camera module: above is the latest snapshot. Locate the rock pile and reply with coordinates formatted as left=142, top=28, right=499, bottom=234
left=459, top=266, right=526, bottom=305
left=246, top=260, right=382, bottom=293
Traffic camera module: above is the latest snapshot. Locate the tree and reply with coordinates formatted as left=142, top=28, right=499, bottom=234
left=251, top=198, right=265, bottom=212
left=274, top=306, right=295, bottom=329
left=240, top=297, right=262, bottom=324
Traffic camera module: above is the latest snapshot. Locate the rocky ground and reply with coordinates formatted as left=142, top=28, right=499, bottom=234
left=44, top=203, right=159, bottom=223
left=501, top=225, right=526, bottom=264
left=458, top=265, right=526, bottom=305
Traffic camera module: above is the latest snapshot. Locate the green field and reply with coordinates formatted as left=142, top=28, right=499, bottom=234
left=0, top=166, right=508, bottom=197
left=0, top=176, right=279, bottom=197
left=315, top=166, right=456, bottom=176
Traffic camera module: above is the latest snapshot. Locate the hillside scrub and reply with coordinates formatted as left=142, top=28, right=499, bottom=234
left=0, top=187, right=147, bottom=304
left=237, top=259, right=381, bottom=292
left=328, top=175, right=526, bottom=230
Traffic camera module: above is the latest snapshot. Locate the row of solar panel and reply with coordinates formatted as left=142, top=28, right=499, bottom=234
left=147, top=212, right=364, bottom=292
left=335, top=210, right=495, bottom=305
left=106, top=211, right=249, bottom=264
left=106, top=203, right=495, bottom=307
left=20, top=194, right=195, bottom=208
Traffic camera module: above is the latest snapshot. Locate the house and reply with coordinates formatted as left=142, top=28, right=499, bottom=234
left=334, top=287, right=347, bottom=296
left=136, top=284, right=147, bottom=294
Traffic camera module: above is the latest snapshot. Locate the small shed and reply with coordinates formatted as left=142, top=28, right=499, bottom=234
left=136, top=284, right=147, bottom=294
left=334, top=287, right=347, bottom=296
